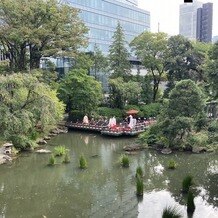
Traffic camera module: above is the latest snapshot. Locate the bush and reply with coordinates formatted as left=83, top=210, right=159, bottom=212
left=136, top=166, right=143, bottom=178
left=136, top=176, right=143, bottom=196
left=48, top=154, right=55, bottom=166
left=97, top=107, right=123, bottom=119
left=140, top=103, right=161, bottom=118
left=63, top=151, right=70, bottom=163
left=187, top=191, right=195, bottom=214
left=182, top=175, right=193, bottom=193
left=9, top=135, right=35, bottom=150
left=69, top=110, right=85, bottom=122
left=79, top=155, right=87, bottom=169
left=162, top=206, right=182, bottom=218
left=187, top=131, right=208, bottom=148
left=168, top=160, right=177, bottom=169
left=120, top=154, right=130, bottom=167
left=54, top=146, right=67, bottom=156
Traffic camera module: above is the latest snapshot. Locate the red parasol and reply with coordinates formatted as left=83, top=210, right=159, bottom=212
left=126, top=109, right=139, bottom=115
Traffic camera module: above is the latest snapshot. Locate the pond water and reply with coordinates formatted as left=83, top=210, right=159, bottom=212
left=0, top=131, right=218, bottom=218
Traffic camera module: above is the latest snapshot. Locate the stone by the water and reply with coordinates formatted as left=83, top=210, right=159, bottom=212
left=161, top=148, right=172, bottom=155
left=35, top=149, right=51, bottom=154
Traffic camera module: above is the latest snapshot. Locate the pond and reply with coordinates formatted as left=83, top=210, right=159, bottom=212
left=0, top=131, right=217, bottom=218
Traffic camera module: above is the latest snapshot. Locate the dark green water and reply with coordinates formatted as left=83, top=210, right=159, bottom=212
left=0, top=131, right=217, bottom=218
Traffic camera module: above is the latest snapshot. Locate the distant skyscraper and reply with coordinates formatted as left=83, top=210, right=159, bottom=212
left=196, top=3, right=213, bottom=42
left=179, top=0, right=203, bottom=40
left=212, top=35, right=218, bottom=43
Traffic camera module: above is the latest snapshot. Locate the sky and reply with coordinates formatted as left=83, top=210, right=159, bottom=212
left=138, top=0, right=218, bottom=37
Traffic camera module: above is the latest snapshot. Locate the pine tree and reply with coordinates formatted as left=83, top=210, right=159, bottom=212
left=108, top=22, right=131, bottom=80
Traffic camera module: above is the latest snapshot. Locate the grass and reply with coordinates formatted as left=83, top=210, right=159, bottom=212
left=62, top=151, right=70, bottom=163
left=136, top=175, right=143, bottom=196
left=120, top=154, right=130, bottom=168
left=136, top=166, right=143, bottom=178
left=187, top=191, right=195, bottom=214
left=168, top=159, right=177, bottom=169
left=48, top=154, right=55, bottom=166
left=162, top=206, right=182, bottom=218
left=79, top=155, right=87, bottom=169
left=182, top=175, right=193, bottom=193
left=54, top=145, right=67, bottom=156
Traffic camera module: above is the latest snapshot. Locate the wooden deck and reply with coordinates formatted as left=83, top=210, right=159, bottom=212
left=66, top=122, right=149, bottom=137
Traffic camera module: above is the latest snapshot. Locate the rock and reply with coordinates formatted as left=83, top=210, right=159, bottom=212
left=192, top=147, right=207, bottom=154
left=161, top=148, right=172, bottom=155
left=125, top=151, right=138, bottom=155
left=37, top=139, right=47, bottom=145
left=44, top=136, right=51, bottom=140
left=123, top=144, right=144, bottom=151
left=48, top=133, right=58, bottom=137
left=35, top=149, right=51, bottom=154
left=0, top=154, right=12, bottom=165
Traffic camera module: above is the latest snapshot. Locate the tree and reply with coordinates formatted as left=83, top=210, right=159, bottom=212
left=205, top=42, right=218, bottom=99
left=58, top=69, right=103, bottom=114
left=108, top=22, right=131, bottom=79
left=0, top=0, right=88, bottom=71
left=131, top=32, right=168, bottom=102
left=108, top=77, right=142, bottom=109
left=0, top=72, right=65, bottom=150
left=164, top=35, right=207, bottom=96
left=92, top=44, right=108, bottom=79
left=167, top=79, right=205, bottom=118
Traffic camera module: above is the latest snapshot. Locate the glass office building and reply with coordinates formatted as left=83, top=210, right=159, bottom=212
left=64, top=0, right=150, bottom=54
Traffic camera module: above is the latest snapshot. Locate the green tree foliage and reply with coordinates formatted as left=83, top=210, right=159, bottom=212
left=0, top=72, right=65, bottom=150
left=167, top=80, right=205, bottom=118
left=205, top=42, right=218, bottom=99
left=108, top=77, right=142, bottom=109
left=0, top=0, right=88, bottom=71
left=59, top=69, right=103, bottom=114
left=92, top=44, right=108, bottom=79
left=131, top=32, right=168, bottom=102
left=164, top=35, right=207, bottom=96
left=140, top=75, right=153, bottom=104
left=108, top=22, right=131, bottom=79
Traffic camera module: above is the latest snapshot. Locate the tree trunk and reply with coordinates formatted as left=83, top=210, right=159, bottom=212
left=30, top=45, right=42, bottom=70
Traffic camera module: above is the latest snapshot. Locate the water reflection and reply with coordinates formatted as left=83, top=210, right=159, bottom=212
left=0, top=132, right=217, bottom=218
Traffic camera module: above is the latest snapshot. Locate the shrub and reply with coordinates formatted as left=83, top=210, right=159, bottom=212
left=63, top=151, right=70, bottom=163
left=48, top=154, right=55, bottom=166
left=140, top=103, right=161, bottom=118
left=79, top=155, right=87, bottom=169
left=136, top=166, right=143, bottom=178
left=168, top=160, right=177, bottom=169
left=69, top=110, right=84, bottom=122
left=162, top=206, right=182, bottom=218
left=187, top=191, right=195, bottom=214
left=136, top=176, right=143, bottom=196
left=120, top=154, right=130, bottom=167
left=182, top=175, right=193, bottom=193
left=54, top=145, right=67, bottom=156
left=97, top=107, right=123, bottom=119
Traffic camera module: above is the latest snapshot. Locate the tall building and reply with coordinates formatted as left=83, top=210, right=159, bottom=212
left=212, top=35, right=218, bottom=43
left=196, top=3, right=213, bottom=42
left=64, top=0, right=150, bottom=54
left=179, top=0, right=203, bottom=40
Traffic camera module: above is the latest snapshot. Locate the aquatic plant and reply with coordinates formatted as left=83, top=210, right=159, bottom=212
left=135, top=166, right=143, bottom=178
left=48, top=154, right=55, bottom=166
left=79, top=155, right=87, bottom=169
left=120, top=154, right=130, bottom=167
left=63, top=151, right=70, bottom=163
left=54, top=145, right=67, bottom=156
left=182, top=175, right=193, bottom=193
left=187, top=191, right=195, bottom=214
left=162, top=206, right=182, bottom=218
left=136, top=176, right=143, bottom=196
left=168, top=159, right=177, bottom=169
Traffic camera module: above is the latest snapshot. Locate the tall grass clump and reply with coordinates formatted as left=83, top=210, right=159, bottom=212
left=182, top=175, right=193, bottom=193
left=136, top=166, right=143, bottom=178
left=136, top=176, right=143, bottom=196
left=54, top=145, right=67, bottom=156
left=162, top=206, right=182, bottom=218
left=63, top=151, right=70, bottom=163
left=168, top=159, right=177, bottom=169
left=79, top=155, right=87, bottom=169
left=187, top=191, right=195, bottom=214
left=48, top=154, right=55, bottom=166
left=120, top=154, right=130, bottom=167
